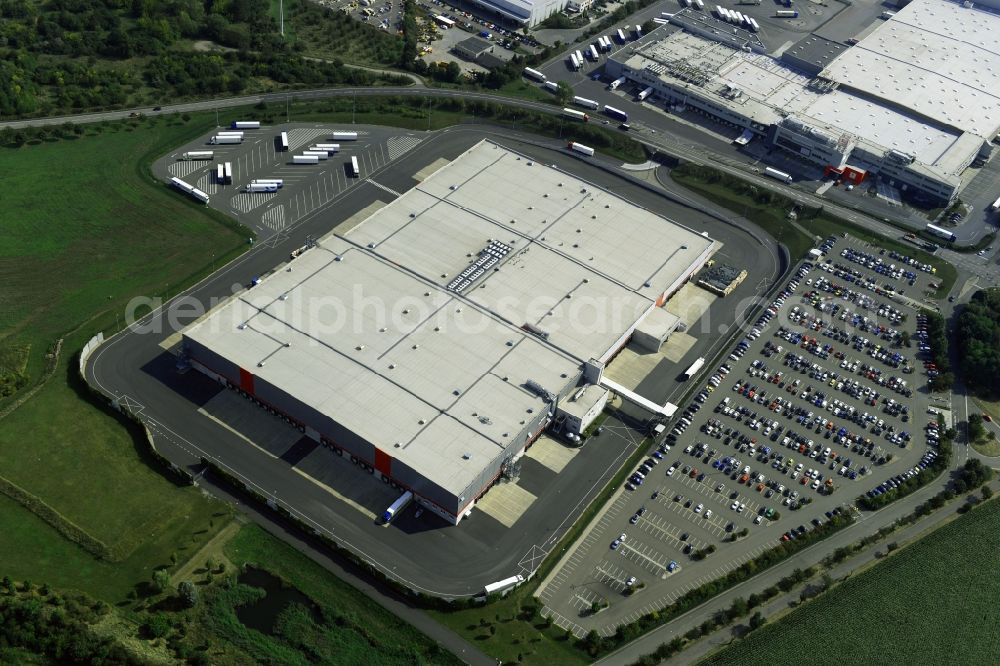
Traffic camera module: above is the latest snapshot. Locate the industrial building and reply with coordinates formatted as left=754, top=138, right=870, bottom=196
left=453, top=36, right=494, bottom=62
left=467, top=0, right=571, bottom=27
left=182, top=140, right=717, bottom=525
left=606, top=0, right=1000, bottom=204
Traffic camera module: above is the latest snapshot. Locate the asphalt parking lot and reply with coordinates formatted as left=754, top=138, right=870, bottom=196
left=156, top=125, right=424, bottom=239
left=537, top=233, right=946, bottom=636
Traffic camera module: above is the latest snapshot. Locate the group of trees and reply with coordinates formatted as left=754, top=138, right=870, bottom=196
left=956, top=288, right=1000, bottom=396
left=0, top=582, right=138, bottom=665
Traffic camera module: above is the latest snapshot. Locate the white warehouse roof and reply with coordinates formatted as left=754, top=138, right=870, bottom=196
left=820, top=0, right=1000, bottom=140
left=184, top=140, right=716, bottom=498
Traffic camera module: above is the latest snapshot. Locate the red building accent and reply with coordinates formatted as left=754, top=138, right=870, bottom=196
left=239, top=368, right=255, bottom=395
left=374, top=448, right=392, bottom=476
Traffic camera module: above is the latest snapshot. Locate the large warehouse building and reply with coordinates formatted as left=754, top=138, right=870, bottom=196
left=182, top=140, right=717, bottom=524
left=607, top=0, right=1000, bottom=204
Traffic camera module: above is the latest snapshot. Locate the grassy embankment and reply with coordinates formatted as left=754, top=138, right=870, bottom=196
left=0, top=112, right=247, bottom=602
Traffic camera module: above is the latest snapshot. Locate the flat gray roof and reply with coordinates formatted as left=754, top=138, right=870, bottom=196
left=820, top=0, right=1000, bottom=140
left=185, top=140, right=715, bottom=497
left=782, top=35, right=848, bottom=72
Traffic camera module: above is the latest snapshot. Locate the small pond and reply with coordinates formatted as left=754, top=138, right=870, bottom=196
left=236, top=567, right=321, bottom=635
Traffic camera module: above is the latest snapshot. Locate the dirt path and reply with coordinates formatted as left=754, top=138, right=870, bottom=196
left=171, top=520, right=242, bottom=586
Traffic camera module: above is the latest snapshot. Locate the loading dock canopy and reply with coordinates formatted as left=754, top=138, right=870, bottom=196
left=600, top=377, right=678, bottom=418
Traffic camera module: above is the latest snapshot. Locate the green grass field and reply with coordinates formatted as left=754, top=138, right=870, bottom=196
left=698, top=497, right=1000, bottom=666
left=0, top=114, right=245, bottom=597
left=220, top=524, right=464, bottom=665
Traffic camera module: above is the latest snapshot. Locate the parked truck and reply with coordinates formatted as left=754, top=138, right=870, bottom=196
left=483, top=575, right=524, bottom=596
left=588, top=44, right=599, bottom=61
left=181, top=151, right=213, bottom=160
left=523, top=67, right=546, bottom=81
left=562, top=108, right=589, bottom=122
left=231, top=121, right=260, bottom=129
left=210, top=135, right=242, bottom=145
left=251, top=179, right=283, bottom=188
left=608, top=76, right=626, bottom=90
left=302, top=150, right=329, bottom=160
left=694, top=0, right=704, bottom=8
left=603, top=105, right=629, bottom=122
left=616, top=28, right=627, bottom=42
left=764, top=166, right=793, bottom=183
left=246, top=182, right=279, bottom=193
left=775, top=9, right=798, bottom=17
left=311, top=143, right=341, bottom=153
left=569, top=52, right=581, bottom=70
left=544, top=80, right=560, bottom=93
left=573, top=95, right=600, bottom=110
left=568, top=142, right=595, bottom=156
left=331, top=131, right=358, bottom=141
left=292, top=155, right=320, bottom=164
left=382, top=490, right=413, bottom=523
left=637, top=86, right=654, bottom=101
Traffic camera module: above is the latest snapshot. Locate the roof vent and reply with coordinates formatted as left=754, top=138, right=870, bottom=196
left=238, top=323, right=247, bottom=330
left=389, top=363, right=396, bottom=369
left=368, top=242, right=376, bottom=249
left=284, top=342, right=291, bottom=348
left=453, top=389, right=461, bottom=395
left=334, top=255, right=343, bottom=262
left=462, top=452, right=472, bottom=460
left=412, top=344, right=419, bottom=350
left=409, top=212, right=416, bottom=218
left=279, top=293, right=288, bottom=301
left=419, top=418, right=426, bottom=424
left=356, top=344, right=365, bottom=351
left=257, top=361, right=266, bottom=367
left=449, top=185, right=456, bottom=190
left=394, top=442, right=401, bottom=448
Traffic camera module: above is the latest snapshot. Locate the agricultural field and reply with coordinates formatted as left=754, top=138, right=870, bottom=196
left=698, top=496, right=1000, bottom=666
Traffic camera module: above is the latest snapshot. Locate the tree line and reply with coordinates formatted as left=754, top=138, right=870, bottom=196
left=956, top=288, right=1000, bottom=397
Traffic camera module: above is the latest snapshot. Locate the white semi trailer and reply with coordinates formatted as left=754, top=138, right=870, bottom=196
left=293, top=155, right=320, bottom=164
left=231, top=120, right=260, bottom=129
left=181, top=151, right=213, bottom=160
left=331, top=131, right=358, bottom=141
left=523, top=67, right=546, bottom=81
left=210, top=135, right=242, bottom=144
left=382, top=491, right=413, bottom=522
left=246, top=182, right=279, bottom=193
left=562, top=108, right=589, bottom=122
left=568, top=142, right=595, bottom=156
left=573, top=96, right=600, bottom=110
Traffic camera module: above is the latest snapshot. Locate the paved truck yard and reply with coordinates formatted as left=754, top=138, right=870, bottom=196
left=538, top=233, right=947, bottom=636
left=157, top=125, right=423, bottom=238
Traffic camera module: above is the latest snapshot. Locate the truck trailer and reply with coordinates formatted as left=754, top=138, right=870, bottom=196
left=568, top=142, right=595, bottom=156
left=603, top=105, right=628, bottom=122
left=181, top=151, right=213, bottom=161
left=246, top=182, right=279, bottom=193
left=694, top=0, right=705, bottom=9
left=350, top=155, right=360, bottom=177
left=573, top=96, right=600, bottom=110
left=210, top=135, right=242, bottom=145
left=608, top=76, right=626, bottom=90
left=382, top=490, right=413, bottom=523
left=588, top=44, right=599, bottom=60
left=216, top=163, right=225, bottom=183
left=483, top=575, right=524, bottom=596
left=251, top=179, right=283, bottom=188
left=925, top=224, right=956, bottom=242
left=544, top=80, right=560, bottom=92
left=569, top=53, right=581, bottom=70
left=302, top=150, right=329, bottom=160
left=231, top=121, right=260, bottom=129
left=292, top=155, right=320, bottom=164
left=331, top=131, right=358, bottom=141
left=637, top=86, right=654, bottom=101
left=523, top=67, right=546, bottom=81
left=764, top=166, right=793, bottom=183
left=190, top=188, right=210, bottom=204
left=775, top=9, right=798, bottom=17
left=311, top=143, right=341, bottom=153
left=279, top=131, right=289, bottom=151
left=562, top=108, right=589, bottom=122
left=170, top=176, right=194, bottom=193
left=616, top=28, right=627, bottom=42
left=224, top=162, right=233, bottom=183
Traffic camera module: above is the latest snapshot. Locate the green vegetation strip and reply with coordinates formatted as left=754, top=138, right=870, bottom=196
left=669, top=164, right=956, bottom=299
left=220, top=524, right=463, bottom=665
left=697, top=494, right=1000, bottom=666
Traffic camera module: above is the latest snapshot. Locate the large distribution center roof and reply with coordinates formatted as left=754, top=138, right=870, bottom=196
left=184, top=140, right=715, bottom=498
left=820, top=0, right=1000, bottom=140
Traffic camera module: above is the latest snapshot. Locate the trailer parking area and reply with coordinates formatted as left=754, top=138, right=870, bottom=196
left=538, top=233, right=946, bottom=636
left=156, top=124, right=425, bottom=239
